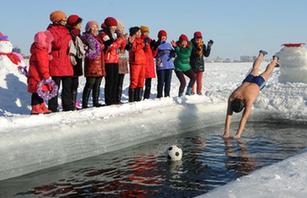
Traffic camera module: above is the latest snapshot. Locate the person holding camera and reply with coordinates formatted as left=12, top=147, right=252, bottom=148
left=190, top=32, right=213, bottom=95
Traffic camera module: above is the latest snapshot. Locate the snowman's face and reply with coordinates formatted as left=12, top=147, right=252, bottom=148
left=0, top=41, right=13, bottom=53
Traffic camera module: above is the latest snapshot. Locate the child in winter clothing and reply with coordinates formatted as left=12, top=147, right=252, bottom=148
left=126, top=27, right=147, bottom=102
left=67, top=14, right=85, bottom=109
left=190, top=31, right=213, bottom=95
left=172, top=34, right=196, bottom=96
left=140, top=26, right=156, bottom=99
left=81, top=21, right=105, bottom=108
left=47, top=10, right=74, bottom=112
left=153, top=30, right=175, bottom=98
left=98, top=17, right=125, bottom=105
left=28, top=31, right=54, bottom=115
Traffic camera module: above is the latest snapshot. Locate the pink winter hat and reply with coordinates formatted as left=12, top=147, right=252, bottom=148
left=34, top=31, right=54, bottom=49
left=0, top=32, right=9, bottom=41
left=85, top=21, right=99, bottom=32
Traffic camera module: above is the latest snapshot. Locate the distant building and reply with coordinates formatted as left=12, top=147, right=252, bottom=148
left=240, top=56, right=257, bottom=62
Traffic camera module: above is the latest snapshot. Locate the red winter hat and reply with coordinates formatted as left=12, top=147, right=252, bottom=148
left=67, top=15, right=82, bottom=27
left=158, top=30, right=167, bottom=39
left=179, top=34, right=189, bottom=42
left=104, top=17, right=118, bottom=27
left=194, top=31, right=202, bottom=38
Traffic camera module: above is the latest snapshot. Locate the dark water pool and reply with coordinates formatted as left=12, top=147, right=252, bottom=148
left=1, top=122, right=307, bottom=198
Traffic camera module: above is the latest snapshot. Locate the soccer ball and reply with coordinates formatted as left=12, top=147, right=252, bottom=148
left=167, top=145, right=183, bottom=161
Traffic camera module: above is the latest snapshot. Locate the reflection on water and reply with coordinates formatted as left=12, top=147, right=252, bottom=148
left=1, top=122, right=307, bottom=198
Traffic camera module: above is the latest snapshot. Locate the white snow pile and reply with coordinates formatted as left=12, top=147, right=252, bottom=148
left=276, top=44, right=307, bottom=83
left=199, top=149, right=307, bottom=198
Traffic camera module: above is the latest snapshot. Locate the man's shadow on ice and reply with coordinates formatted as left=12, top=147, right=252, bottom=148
left=0, top=74, right=30, bottom=116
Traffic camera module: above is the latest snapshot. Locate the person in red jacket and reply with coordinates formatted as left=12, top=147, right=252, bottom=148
left=98, top=17, right=122, bottom=105
left=140, top=26, right=156, bottom=100
left=82, top=21, right=105, bottom=108
left=126, top=27, right=147, bottom=102
left=47, top=10, right=74, bottom=112
left=27, top=31, right=54, bottom=115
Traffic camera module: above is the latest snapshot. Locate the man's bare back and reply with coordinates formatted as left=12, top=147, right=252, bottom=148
left=223, top=51, right=279, bottom=139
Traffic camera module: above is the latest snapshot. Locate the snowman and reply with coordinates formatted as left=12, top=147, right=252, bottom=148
left=276, top=43, right=307, bottom=83
left=0, top=32, right=27, bottom=76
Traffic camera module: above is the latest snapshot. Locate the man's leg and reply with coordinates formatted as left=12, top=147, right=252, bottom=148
left=250, top=50, right=267, bottom=76
left=260, top=56, right=279, bottom=81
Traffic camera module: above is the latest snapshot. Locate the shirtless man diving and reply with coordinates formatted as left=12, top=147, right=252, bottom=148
left=223, top=50, right=279, bottom=138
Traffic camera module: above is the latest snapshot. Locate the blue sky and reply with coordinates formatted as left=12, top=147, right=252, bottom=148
left=1, top=0, right=306, bottom=59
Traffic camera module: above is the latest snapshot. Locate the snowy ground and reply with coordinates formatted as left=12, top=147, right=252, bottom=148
left=1, top=59, right=307, bottom=195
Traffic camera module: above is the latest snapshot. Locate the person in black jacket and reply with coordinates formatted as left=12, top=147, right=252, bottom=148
left=66, top=15, right=85, bottom=110
left=190, top=31, right=213, bottom=95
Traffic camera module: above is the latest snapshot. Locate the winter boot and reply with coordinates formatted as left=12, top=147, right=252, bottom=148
left=135, top=88, right=143, bottom=101
left=178, top=92, right=184, bottom=97
left=82, top=87, right=91, bottom=109
left=259, top=50, right=268, bottom=56
left=273, top=55, right=280, bottom=67
left=186, top=87, right=193, bottom=96
left=93, top=88, right=104, bottom=107
left=129, top=88, right=136, bottom=102
left=72, top=90, right=79, bottom=110
left=31, top=104, right=43, bottom=115
left=40, top=103, right=52, bottom=114
left=144, top=86, right=151, bottom=99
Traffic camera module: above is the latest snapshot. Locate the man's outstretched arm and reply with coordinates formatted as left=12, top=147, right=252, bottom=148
left=223, top=99, right=233, bottom=138
left=235, top=103, right=253, bottom=138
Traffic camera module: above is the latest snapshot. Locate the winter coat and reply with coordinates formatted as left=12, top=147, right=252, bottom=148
left=82, top=32, right=105, bottom=77
left=141, top=35, right=156, bottom=78
left=174, top=42, right=193, bottom=72
left=190, top=38, right=211, bottom=72
left=98, top=32, right=126, bottom=64
left=128, top=37, right=147, bottom=66
left=47, top=24, right=74, bottom=77
left=69, top=30, right=85, bottom=77
left=28, top=43, right=50, bottom=93
left=154, top=41, right=175, bottom=71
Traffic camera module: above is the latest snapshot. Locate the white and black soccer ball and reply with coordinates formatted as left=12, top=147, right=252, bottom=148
left=167, top=145, right=183, bottom=161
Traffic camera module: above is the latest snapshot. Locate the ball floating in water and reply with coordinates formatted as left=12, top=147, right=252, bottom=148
left=167, top=145, right=183, bottom=161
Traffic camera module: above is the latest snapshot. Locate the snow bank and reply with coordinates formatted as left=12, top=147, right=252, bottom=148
left=276, top=44, right=307, bottom=83
left=0, top=97, right=229, bottom=181
left=199, top=150, right=307, bottom=198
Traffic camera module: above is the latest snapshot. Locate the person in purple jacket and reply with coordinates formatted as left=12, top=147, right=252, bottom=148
left=152, top=30, right=175, bottom=98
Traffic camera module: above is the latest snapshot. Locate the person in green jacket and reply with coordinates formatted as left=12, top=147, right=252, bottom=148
left=171, top=34, right=196, bottom=97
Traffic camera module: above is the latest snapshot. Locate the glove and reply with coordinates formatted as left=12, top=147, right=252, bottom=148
left=103, top=35, right=110, bottom=41
left=208, top=40, right=214, bottom=47
left=42, top=77, right=53, bottom=92
left=112, top=33, right=117, bottom=40
left=144, top=37, right=150, bottom=45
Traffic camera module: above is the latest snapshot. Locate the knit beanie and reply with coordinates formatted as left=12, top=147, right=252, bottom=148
left=158, top=30, right=167, bottom=40
left=194, top=31, right=203, bottom=39
left=104, top=17, right=118, bottom=27
left=67, top=15, right=83, bottom=27
left=50, top=10, right=67, bottom=23
left=85, top=21, right=99, bottom=32
left=129, top=26, right=140, bottom=36
left=140, top=26, right=150, bottom=34
left=179, top=34, right=189, bottom=42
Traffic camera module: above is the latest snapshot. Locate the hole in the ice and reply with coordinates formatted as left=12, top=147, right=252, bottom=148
left=1, top=121, right=307, bottom=197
